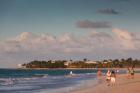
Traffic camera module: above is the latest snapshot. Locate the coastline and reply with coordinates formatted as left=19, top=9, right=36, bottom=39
left=70, top=73, right=140, bottom=93
left=0, top=68, right=140, bottom=93
left=16, top=67, right=140, bottom=70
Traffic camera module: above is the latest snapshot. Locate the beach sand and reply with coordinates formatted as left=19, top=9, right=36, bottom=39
left=71, top=73, right=140, bottom=93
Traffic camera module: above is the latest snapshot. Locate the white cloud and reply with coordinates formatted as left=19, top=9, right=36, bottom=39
left=0, top=28, right=140, bottom=54
left=0, top=28, right=140, bottom=53
left=0, top=28, right=140, bottom=67
left=112, top=28, right=138, bottom=50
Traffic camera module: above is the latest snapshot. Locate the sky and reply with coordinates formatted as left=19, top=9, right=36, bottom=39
left=0, top=0, right=140, bottom=68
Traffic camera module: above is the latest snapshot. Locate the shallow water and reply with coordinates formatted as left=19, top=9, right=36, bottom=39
left=0, top=69, right=125, bottom=93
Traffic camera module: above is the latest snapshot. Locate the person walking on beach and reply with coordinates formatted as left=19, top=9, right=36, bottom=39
left=130, top=67, right=134, bottom=79
left=116, top=69, right=119, bottom=75
left=110, top=69, right=116, bottom=86
left=106, top=69, right=111, bottom=86
left=97, top=69, right=102, bottom=77
left=127, top=67, right=131, bottom=79
left=97, top=69, right=102, bottom=83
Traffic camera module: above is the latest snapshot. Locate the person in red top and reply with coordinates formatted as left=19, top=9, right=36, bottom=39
left=97, top=69, right=102, bottom=83
left=97, top=69, right=102, bottom=77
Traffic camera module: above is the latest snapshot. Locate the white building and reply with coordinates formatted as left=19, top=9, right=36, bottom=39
left=64, top=61, right=72, bottom=66
left=85, top=61, right=97, bottom=64
left=17, top=64, right=26, bottom=68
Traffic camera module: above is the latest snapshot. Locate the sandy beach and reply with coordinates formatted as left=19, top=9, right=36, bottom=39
left=71, top=73, right=140, bottom=93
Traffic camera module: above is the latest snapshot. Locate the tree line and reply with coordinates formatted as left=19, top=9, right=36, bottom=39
left=22, top=60, right=67, bottom=68
left=22, top=58, right=140, bottom=68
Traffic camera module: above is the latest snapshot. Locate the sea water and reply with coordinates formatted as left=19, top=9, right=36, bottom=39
left=0, top=69, right=125, bottom=93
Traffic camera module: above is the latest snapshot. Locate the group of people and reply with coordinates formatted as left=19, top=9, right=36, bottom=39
left=97, top=68, right=118, bottom=86
left=97, top=67, right=135, bottom=86
left=106, top=69, right=116, bottom=86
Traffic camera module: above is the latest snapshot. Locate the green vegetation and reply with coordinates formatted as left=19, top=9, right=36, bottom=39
left=22, top=58, right=140, bottom=68
left=22, top=60, right=67, bottom=68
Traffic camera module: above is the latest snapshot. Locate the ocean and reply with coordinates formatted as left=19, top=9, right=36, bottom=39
left=0, top=69, right=125, bottom=93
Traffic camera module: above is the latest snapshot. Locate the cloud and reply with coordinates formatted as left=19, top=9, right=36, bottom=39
left=76, top=20, right=111, bottom=29
left=1, top=28, right=139, bottom=54
left=97, top=8, right=119, bottom=14
left=113, top=28, right=136, bottom=50
left=0, top=28, right=140, bottom=67
left=112, top=28, right=140, bottom=50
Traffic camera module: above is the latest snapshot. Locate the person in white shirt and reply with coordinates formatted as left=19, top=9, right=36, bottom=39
left=106, top=69, right=111, bottom=86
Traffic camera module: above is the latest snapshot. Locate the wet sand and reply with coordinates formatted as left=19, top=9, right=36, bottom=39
left=71, top=73, right=140, bottom=93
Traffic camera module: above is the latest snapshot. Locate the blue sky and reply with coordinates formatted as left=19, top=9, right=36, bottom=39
left=0, top=0, right=140, bottom=68
left=0, top=0, right=140, bottom=39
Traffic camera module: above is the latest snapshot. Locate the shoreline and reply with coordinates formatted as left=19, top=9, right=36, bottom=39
left=16, top=67, right=140, bottom=70
left=70, top=73, right=140, bottom=93
left=0, top=67, right=139, bottom=71
left=0, top=68, right=140, bottom=93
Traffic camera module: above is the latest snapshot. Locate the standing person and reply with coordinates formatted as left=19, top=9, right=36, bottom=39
left=97, top=69, right=102, bottom=83
left=116, top=69, right=119, bottom=75
left=70, top=71, right=74, bottom=76
left=110, top=69, right=116, bottom=86
left=127, top=67, right=131, bottom=79
left=130, top=67, right=134, bottom=79
left=114, top=69, right=119, bottom=77
left=97, top=68, right=102, bottom=77
left=106, top=69, right=111, bottom=86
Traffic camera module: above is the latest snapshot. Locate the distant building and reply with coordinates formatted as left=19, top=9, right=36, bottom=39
left=85, top=61, right=97, bottom=64
left=64, top=61, right=73, bottom=66
left=64, top=62, right=69, bottom=66
left=17, top=64, right=26, bottom=68
left=103, top=62, right=108, bottom=64
left=51, top=61, right=55, bottom=63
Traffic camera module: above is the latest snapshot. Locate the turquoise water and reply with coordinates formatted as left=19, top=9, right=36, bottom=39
left=0, top=69, right=125, bottom=93
left=0, top=69, right=101, bottom=78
